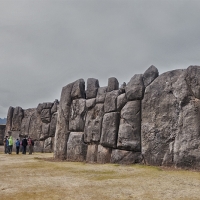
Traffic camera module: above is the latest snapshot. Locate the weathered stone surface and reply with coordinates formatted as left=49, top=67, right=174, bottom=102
left=107, top=77, right=119, bottom=92
left=119, top=82, right=126, bottom=94
left=28, top=109, right=42, bottom=140
left=36, top=103, right=43, bottom=114
left=173, top=99, right=200, bottom=169
left=117, top=101, right=141, bottom=151
left=49, top=112, right=57, bottom=137
left=110, top=149, right=142, bottom=164
left=20, top=108, right=41, bottom=139
left=40, top=123, right=50, bottom=140
left=33, top=140, right=45, bottom=152
left=86, top=78, right=99, bottom=99
left=125, top=74, right=144, bottom=100
left=69, top=99, right=86, bottom=132
left=96, top=87, right=107, bottom=103
left=84, top=104, right=104, bottom=143
left=67, top=132, right=87, bottom=162
left=86, top=98, right=96, bottom=109
left=0, top=125, right=5, bottom=145
left=100, top=112, right=120, bottom=148
left=104, top=90, right=119, bottom=113
left=11, top=107, right=23, bottom=131
left=117, top=93, right=127, bottom=111
left=37, top=102, right=53, bottom=114
left=86, top=144, right=98, bottom=163
left=51, top=99, right=59, bottom=114
left=185, top=65, right=200, bottom=99
left=142, top=69, right=187, bottom=166
left=54, top=83, right=73, bottom=159
left=71, top=79, right=85, bottom=100
left=143, top=65, right=159, bottom=87
left=40, top=109, right=51, bottom=123
left=43, top=137, right=54, bottom=153
left=5, top=106, right=14, bottom=134
left=20, top=108, right=35, bottom=137
left=97, top=145, right=111, bottom=164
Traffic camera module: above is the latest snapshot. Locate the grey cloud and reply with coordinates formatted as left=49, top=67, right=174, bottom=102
left=0, top=0, right=200, bottom=117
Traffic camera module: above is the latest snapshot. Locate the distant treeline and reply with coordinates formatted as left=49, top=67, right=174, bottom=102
left=0, top=118, right=6, bottom=124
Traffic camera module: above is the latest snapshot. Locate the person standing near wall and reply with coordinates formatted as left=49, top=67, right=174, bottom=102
left=28, top=137, right=33, bottom=155
left=22, top=137, right=28, bottom=154
left=8, top=136, right=13, bottom=154
left=15, top=138, right=20, bottom=154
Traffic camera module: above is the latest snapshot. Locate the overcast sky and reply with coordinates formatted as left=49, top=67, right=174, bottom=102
left=0, top=0, right=200, bottom=118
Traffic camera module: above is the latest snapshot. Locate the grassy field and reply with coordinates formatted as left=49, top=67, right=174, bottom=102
left=0, top=149, right=200, bottom=200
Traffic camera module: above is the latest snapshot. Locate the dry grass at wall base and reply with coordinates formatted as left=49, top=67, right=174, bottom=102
left=0, top=148, right=200, bottom=200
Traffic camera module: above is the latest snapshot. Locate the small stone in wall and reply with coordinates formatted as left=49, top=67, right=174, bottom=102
left=86, top=144, right=98, bottom=163
left=107, top=77, right=119, bottom=92
left=96, top=87, right=107, bottom=103
left=67, top=132, right=87, bottom=162
left=86, top=78, right=99, bottom=99
left=97, top=145, right=111, bottom=164
left=110, top=149, right=142, bottom=164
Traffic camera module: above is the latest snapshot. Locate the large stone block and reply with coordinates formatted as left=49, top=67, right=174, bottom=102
left=5, top=106, right=14, bottom=134
left=104, top=90, right=119, bottom=113
left=143, top=65, right=159, bottom=87
left=71, top=79, right=85, bottom=100
left=67, top=132, right=87, bottom=162
left=110, top=149, right=142, bottom=164
left=40, top=109, right=51, bottom=123
left=54, top=83, right=73, bottom=159
left=86, top=78, right=99, bottom=99
left=20, top=108, right=42, bottom=140
left=107, top=77, right=119, bottom=92
left=86, top=98, right=96, bottom=109
left=97, top=145, right=111, bottom=164
left=69, top=99, right=86, bottom=132
left=49, top=112, right=57, bottom=137
left=86, top=144, right=98, bottom=163
left=185, top=65, right=200, bottom=99
left=40, top=123, right=50, bottom=140
left=142, top=69, right=190, bottom=167
left=100, top=112, right=120, bottom=148
left=117, top=93, right=127, bottom=111
left=96, top=87, right=107, bottom=103
left=117, top=101, right=141, bottom=151
left=173, top=99, right=200, bottom=169
left=11, top=107, right=24, bottom=131
left=125, top=74, right=144, bottom=100
left=84, top=104, right=104, bottom=143
left=37, top=102, right=53, bottom=114
left=51, top=99, right=59, bottom=114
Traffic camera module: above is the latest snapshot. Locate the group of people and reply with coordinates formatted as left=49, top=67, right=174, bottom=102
left=3, top=136, right=35, bottom=155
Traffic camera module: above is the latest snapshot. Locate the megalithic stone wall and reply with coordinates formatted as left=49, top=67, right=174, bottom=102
left=5, top=65, right=200, bottom=169
left=54, top=66, right=158, bottom=165
left=5, top=100, right=59, bottom=152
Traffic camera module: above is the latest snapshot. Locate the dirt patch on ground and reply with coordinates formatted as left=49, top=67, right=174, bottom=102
left=0, top=148, right=200, bottom=200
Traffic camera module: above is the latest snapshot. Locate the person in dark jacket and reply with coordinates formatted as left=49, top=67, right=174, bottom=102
left=15, top=138, right=20, bottom=154
left=22, top=137, right=28, bottom=154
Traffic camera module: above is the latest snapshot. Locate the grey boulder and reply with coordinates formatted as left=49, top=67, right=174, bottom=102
left=125, top=74, right=144, bottom=100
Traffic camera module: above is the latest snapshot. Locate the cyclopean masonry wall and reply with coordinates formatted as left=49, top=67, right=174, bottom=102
left=5, top=100, right=59, bottom=152
left=53, top=65, right=200, bottom=170
left=5, top=65, right=200, bottom=170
